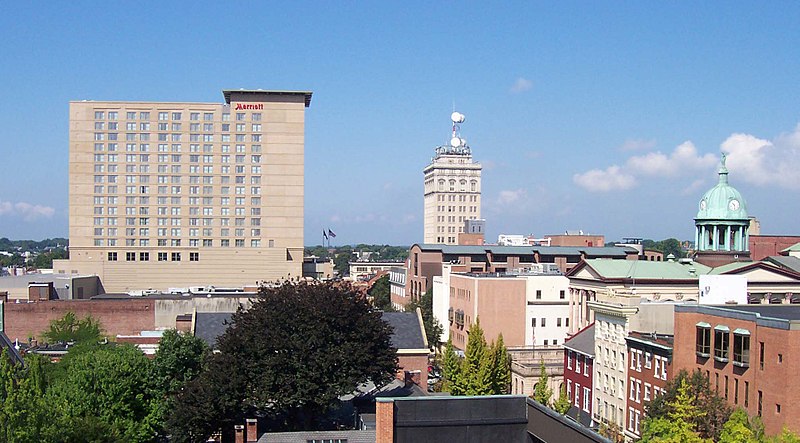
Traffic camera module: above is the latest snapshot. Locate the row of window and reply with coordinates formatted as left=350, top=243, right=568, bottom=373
left=95, top=133, right=263, bottom=143
left=534, top=289, right=566, bottom=300
left=100, top=238, right=268, bottom=248
left=696, top=324, right=750, bottom=367
left=94, top=122, right=264, bottom=133
left=94, top=154, right=264, bottom=163
left=108, top=251, right=198, bottom=262
left=566, top=380, right=591, bottom=413
left=531, top=317, right=570, bottom=328
left=566, top=350, right=590, bottom=376
left=94, top=111, right=261, bottom=122
left=629, top=349, right=668, bottom=380
left=94, top=143, right=263, bottom=154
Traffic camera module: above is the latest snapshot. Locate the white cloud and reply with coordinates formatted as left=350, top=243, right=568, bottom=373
left=572, top=166, right=636, bottom=192
left=681, top=179, right=706, bottom=196
left=619, top=138, right=657, bottom=151
left=721, top=126, right=800, bottom=189
left=497, top=189, right=527, bottom=205
left=574, top=141, right=717, bottom=193
left=510, top=77, right=533, bottom=94
left=0, top=200, right=55, bottom=221
left=626, top=141, right=717, bottom=176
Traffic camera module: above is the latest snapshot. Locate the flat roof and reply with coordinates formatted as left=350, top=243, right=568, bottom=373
left=222, top=89, right=312, bottom=107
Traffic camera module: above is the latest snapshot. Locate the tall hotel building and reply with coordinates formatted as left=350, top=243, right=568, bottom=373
left=54, top=90, right=312, bottom=293
left=423, top=112, right=481, bottom=245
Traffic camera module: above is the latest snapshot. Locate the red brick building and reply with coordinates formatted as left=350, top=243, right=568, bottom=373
left=624, top=332, right=672, bottom=440
left=750, top=236, right=800, bottom=261
left=563, top=323, right=595, bottom=427
left=674, top=304, right=800, bottom=436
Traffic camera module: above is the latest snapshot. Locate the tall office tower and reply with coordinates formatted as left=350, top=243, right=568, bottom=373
left=423, top=112, right=482, bottom=245
left=55, top=90, right=312, bottom=293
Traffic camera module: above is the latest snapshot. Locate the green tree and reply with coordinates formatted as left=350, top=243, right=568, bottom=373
left=532, top=359, right=553, bottom=406
left=719, top=408, right=757, bottom=443
left=152, top=329, right=209, bottom=396
left=168, top=281, right=398, bottom=439
left=646, top=369, right=731, bottom=441
left=369, top=274, right=394, bottom=312
left=489, top=334, right=511, bottom=395
left=405, top=288, right=444, bottom=347
left=640, top=378, right=709, bottom=443
left=50, top=344, right=160, bottom=442
left=462, top=319, right=492, bottom=395
left=41, top=311, right=104, bottom=344
left=553, top=383, right=571, bottom=415
left=441, top=339, right=463, bottom=395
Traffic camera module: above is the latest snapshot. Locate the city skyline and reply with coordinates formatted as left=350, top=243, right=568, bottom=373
left=2, top=3, right=800, bottom=244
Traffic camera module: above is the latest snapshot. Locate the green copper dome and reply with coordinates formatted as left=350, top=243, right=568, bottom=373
left=696, top=154, right=748, bottom=220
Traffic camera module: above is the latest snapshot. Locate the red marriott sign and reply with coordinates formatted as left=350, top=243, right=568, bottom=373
left=235, top=103, right=264, bottom=110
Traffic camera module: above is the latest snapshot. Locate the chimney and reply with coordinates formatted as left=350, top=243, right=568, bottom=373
left=234, top=425, right=244, bottom=443
left=246, top=418, right=257, bottom=442
left=404, top=370, right=421, bottom=388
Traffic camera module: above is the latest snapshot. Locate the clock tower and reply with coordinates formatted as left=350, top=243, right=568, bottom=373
left=693, top=154, right=751, bottom=266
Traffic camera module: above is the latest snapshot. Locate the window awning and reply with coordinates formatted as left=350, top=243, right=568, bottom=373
left=714, top=325, right=730, bottom=332
left=733, top=328, right=751, bottom=336
left=696, top=322, right=711, bottom=328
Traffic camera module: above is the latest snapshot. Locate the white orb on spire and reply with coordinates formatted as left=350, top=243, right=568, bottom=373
left=451, top=112, right=465, bottom=123
left=450, top=137, right=462, bottom=147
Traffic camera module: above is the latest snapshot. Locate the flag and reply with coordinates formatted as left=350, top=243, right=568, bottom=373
left=327, top=229, right=337, bottom=238
left=323, top=230, right=328, bottom=240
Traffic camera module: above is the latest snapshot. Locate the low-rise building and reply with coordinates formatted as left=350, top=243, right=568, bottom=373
left=563, top=323, right=596, bottom=428
left=624, top=332, right=672, bottom=440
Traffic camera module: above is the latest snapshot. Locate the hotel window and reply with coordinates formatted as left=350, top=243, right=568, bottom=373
left=733, top=329, right=750, bottom=367
left=714, top=326, right=730, bottom=362
left=235, top=239, right=245, bottom=247
left=204, top=112, right=214, bottom=121
left=172, top=112, right=181, bottom=120
left=139, top=252, right=149, bottom=261
left=189, top=252, right=199, bottom=262
left=158, top=252, right=167, bottom=261
left=107, top=252, right=117, bottom=261
left=126, top=252, right=136, bottom=261
left=158, top=112, right=168, bottom=121
left=252, top=124, right=261, bottom=132
left=108, top=111, right=118, bottom=120
left=190, top=112, right=200, bottom=121
left=140, top=112, right=150, bottom=120
left=696, top=323, right=711, bottom=357
left=95, top=111, right=105, bottom=120
left=222, top=113, right=230, bottom=121
left=252, top=113, right=261, bottom=121
left=236, top=112, right=245, bottom=121
left=171, top=252, right=181, bottom=261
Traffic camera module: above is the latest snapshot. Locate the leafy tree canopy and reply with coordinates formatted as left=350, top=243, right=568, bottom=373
left=41, top=312, right=104, bottom=345
left=169, top=281, right=399, bottom=439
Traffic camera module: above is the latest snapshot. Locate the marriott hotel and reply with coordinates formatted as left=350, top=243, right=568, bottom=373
left=54, top=90, right=312, bottom=293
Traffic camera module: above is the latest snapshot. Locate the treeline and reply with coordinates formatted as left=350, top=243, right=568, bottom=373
left=0, top=237, right=68, bottom=252
left=608, top=238, right=688, bottom=259
left=304, top=244, right=409, bottom=276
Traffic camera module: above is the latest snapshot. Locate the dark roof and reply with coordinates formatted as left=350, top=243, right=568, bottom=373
left=381, top=312, right=427, bottom=349
left=765, top=255, right=800, bottom=274
left=711, top=305, right=800, bottom=321
left=194, top=312, right=234, bottom=348
left=563, top=323, right=595, bottom=357
left=258, top=430, right=375, bottom=443
left=566, top=404, right=596, bottom=428
left=222, top=89, right=313, bottom=107
left=413, top=243, right=633, bottom=257
left=627, top=332, right=674, bottom=349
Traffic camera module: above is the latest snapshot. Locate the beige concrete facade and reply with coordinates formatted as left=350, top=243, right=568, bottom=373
left=422, top=116, right=481, bottom=245
left=55, top=90, right=311, bottom=292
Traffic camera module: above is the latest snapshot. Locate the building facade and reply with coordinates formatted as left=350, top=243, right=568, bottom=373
left=624, top=332, right=672, bottom=440
left=563, top=323, right=596, bottom=427
left=422, top=112, right=481, bottom=245
left=54, top=90, right=311, bottom=292
left=673, top=304, right=800, bottom=436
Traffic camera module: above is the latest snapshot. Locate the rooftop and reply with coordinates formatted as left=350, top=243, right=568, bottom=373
left=414, top=244, right=634, bottom=257
left=575, top=258, right=711, bottom=280
left=563, top=323, right=595, bottom=357
left=194, top=312, right=234, bottom=348
left=381, top=311, right=427, bottom=350
left=221, top=89, right=312, bottom=107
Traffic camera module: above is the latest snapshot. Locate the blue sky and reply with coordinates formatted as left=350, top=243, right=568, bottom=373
left=1, top=2, right=800, bottom=245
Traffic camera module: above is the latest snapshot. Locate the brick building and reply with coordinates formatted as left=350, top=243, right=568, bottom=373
left=673, top=304, right=800, bottom=436
left=749, top=236, right=800, bottom=261
left=624, top=332, right=672, bottom=440
left=563, top=323, right=595, bottom=427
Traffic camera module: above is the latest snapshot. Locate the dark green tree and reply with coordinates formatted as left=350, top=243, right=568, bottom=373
left=369, top=274, right=394, bottom=312
left=41, top=311, right=104, bottom=344
left=489, top=334, right=511, bottom=395
left=168, top=281, right=398, bottom=439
